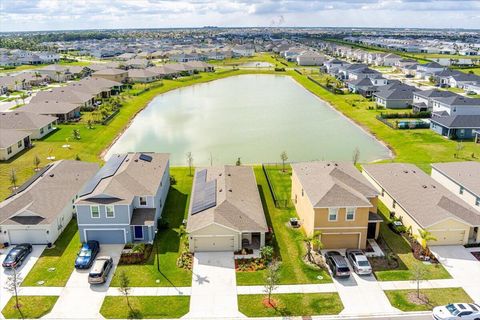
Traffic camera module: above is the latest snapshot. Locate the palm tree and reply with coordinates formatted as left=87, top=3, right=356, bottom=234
left=415, top=230, right=437, bottom=257
left=304, top=231, right=322, bottom=263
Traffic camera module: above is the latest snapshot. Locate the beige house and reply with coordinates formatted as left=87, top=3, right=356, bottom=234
left=362, top=163, right=480, bottom=245
left=186, top=166, right=268, bottom=252
left=92, top=68, right=128, bottom=83
left=291, top=162, right=381, bottom=249
left=0, top=129, right=30, bottom=161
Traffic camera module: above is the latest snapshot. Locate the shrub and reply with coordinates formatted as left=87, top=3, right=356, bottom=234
left=260, top=246, right=274, bottom=262
left=157, top=218, right=169, bottom=230
left=274, top=67, right=285, bottom=72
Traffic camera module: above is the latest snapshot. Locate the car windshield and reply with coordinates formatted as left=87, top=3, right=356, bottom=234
left=446, top=304, right=459, bottom=315
left=358, top=261, right=370, bottom=267
left=338, top=267, right=350, bottom=272
left=79, top=249, right=92, bottom=257
left=4, top=255, right=15, bottom=263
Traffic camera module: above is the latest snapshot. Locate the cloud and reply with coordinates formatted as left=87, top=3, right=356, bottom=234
left=0, top=0, right=479, bottom=31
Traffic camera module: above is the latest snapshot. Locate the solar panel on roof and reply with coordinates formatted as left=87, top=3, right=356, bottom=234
left=191, top=170, right=217, bottom=215
left=80, top=154, right=127, bottom=196
left=139, top=153, right=152, bottom=162
left=5, top=164, right=53, bottom=199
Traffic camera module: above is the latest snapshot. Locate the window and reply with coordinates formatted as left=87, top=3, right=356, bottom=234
left=295, top=194, right=297, bottom=204
left=381, top=189, right=385, bottom=197
left=346, top=208, right=356, bottom=221
left=106, top=205, right=115, bottom=218
left=139, top=196, right=147, bottom=206
left=91, top=206, right=100, bottom=218
left=460, top=187, right=464, bottom=195
left=7, top=147, right=12, bottom=154
left=17, top=141, right=22, bottom=148
left=48, top=123, right=52, bottom=130
left=476, top=197, right=480, bottom=206
left=328, top=208, right=338, bottom=221
left=393, top=201, right=396, bottom=209
left=301, top=189, right=304, bottom=197
left=40, top=128, right=44, bottom=134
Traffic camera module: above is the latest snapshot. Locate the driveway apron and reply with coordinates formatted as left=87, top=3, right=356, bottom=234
left=185, top=251, right=245, bottom=319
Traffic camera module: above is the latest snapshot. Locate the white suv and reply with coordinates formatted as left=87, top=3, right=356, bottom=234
left=433, top=303, right=480, bottom=320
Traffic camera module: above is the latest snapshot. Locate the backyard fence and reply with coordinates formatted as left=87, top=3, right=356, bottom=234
left=262, top=162, right=293, bottom=209
left=376, top=115, right=430, bottom=130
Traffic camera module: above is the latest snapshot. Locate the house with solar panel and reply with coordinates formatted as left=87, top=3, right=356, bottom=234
left=0, top=160, right=98, bottom=245
left=75, top=152, right=170, bottom=244
left=186, top=166, right=269, bottom=252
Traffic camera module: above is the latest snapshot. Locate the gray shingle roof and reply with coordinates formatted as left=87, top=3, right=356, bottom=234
left=0, top=111, right=57, bottom=131
left=431, top=162, right=480, bottom=198
left=291, top=161, right=378, bottom=208
left=0, top=160, right=99, bottom=225
left=17, top=101, right=79, bottom=115
left=187, top=166, right=268, bottom=233
left=431, top=115, right=480, bottom=128
left=362, top=163, right=480, bottom=227
left=0, top=129, right=30, bottom=148
left=374, top=84, right=417, bottom=100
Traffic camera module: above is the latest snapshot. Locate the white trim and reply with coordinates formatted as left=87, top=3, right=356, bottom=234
left=328, top=208, right=338, bottom=222
left=90, top=205, right=100, bottom=219
left=133, top=226, right=144, bottom=240
left=78, top=223, right=129, bottom=226
left=83, top=228, right=126, bottom=243
left=321, top=231, right=362, bottom=248
left=346, top=207, right=356, bottom=221
left=314, top=226, right=368, bottom=230
left=105, top=205, right=115, bottom=219
left=139, top=196, right=148, bottom=206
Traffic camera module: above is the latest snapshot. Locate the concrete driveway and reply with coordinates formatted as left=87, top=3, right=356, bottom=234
left=45, top=244, right=123, bottom=319
left=431, top=245, right=480, bottom=303
left=0, top=245, right=45, bottom=310
left=185, top=251, right=245, bottom=319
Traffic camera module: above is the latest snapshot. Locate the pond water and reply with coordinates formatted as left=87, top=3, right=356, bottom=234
left=239, top=62, right=274, bottom=68
left=106, top=75, right=391, bottom=165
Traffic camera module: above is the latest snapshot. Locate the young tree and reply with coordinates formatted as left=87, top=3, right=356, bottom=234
left=280, top=151, right=288, bottom=172
left=304, top=231, right=322, bottom=263
left=20, top=92, right=28, bottom=105
left=455, top=141, right=464, bottom=159
left=72, top=129, right=81, bottom=140
left=235, top=157, right=241, bottom=166
left=9, top=168, right=17, bottom=191
left=412, top=264, right=427, bottom=299
left=415, top=230, right=437, bottom=257
left=352, top=147, right=360, bottom=165
left=118, top=271, right=133, bottom=314
left=186, top=152, right=193, bottom=176
left=4, top=267, right=23, bottom=318
left=263, top=259, right=280, bottom=306
left=33, top=154, right=41, bottom=172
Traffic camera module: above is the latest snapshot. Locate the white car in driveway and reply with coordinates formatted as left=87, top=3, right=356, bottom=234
left=433, top=303, right=480, bottom=320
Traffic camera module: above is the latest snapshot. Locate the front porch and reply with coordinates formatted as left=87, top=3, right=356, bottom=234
left=241, top=232, right=265, bottom=250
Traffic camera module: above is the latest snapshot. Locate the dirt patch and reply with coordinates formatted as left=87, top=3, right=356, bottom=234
left=407, top=291, right=429, bottom=305
left=262, top=297, right=279, bottom=309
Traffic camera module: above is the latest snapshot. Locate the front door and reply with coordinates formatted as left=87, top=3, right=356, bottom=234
left=367, top=222, right=377, bottom=239
left=134, top=226, right=144, bottom=240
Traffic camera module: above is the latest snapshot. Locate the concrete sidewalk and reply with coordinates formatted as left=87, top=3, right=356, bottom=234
left=379, top=278, right=459, bottom=290
left=237, top=283, right=336, bottom=294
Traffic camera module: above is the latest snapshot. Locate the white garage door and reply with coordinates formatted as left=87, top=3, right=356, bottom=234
left=430, top=230, right=465, bottom=245
left=9, top=229, right=48, bottom=245
left=193, top=236, right=235, bottom=252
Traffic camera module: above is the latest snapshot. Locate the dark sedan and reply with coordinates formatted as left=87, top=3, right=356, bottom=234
left=2, top=244, right=33, bottom=269
left=75, top=241, right=100, bottom=269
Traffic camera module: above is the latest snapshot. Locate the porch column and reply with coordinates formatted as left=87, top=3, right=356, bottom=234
left=260, top=232, right=265, bottom=248
left=476, top=228, right=480, bottom=243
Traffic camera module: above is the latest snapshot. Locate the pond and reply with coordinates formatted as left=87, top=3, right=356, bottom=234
left=106, top=74, right=391, bottom=165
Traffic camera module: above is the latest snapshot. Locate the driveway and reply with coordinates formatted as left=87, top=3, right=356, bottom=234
left=431, top=245, right=480, bottom=303
left=45, top=244, right=123, bottom=319
left=322, top=250, right=399, bottom=316
left=185, top=251, right=244, bottom=319
left=0, top=245, right=45, bottom=310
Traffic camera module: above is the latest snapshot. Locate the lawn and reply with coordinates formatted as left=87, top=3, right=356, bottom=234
left=110, top=167, right=193, bottom=287
left=100, top=296, right=190, bottom=319
left=22, top=219, right=81, bottom=286
left=263, top=163, right=292, bottom=206
left=238, top=293, right=343, bottom=317
left=372, top=202, right=451, bottom=281
left=236, top=167, right=331, bottom=285
left=1, top=296, right=58, bottom=319
left=385, top=288, right=473, bottom=312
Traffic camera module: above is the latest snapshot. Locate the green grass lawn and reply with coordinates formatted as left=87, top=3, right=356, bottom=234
left=22, top=219, right=81, bottom=286
left=1, top=296, right=58, bottom=319
left=385, top=288, right=473, bottom=312
left=373, top=202, right=451, bottom=281
left=100, top=296, right=190, bottom=319
left=236, top=167, right=331, bottom=285
left=238, top=293, right=343, bottom=317
left=110, top=167, right=193, bottom=287
left=263, top=164, right=292, bottom=205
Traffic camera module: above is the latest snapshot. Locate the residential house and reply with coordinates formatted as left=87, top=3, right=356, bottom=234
left=412, top=89, right=457, bottom=113
left=431, top=162, right=480, bottom=213
left=291, top=162, right=382, bottom=249
left=36, top=64, right=82, bottom=82
left=431, top=94, right=480, bottom=116
left=92, top=68, right=128, bottom=83
left=374, top=83, right=418, bottom=109
left=377, top=53, right=402, bottom=66
left=430, top=114, right=480, bottom=139
left=348, top=67, right=381, bottom=81
left=116, top=53, right=137, bottom=61
left=0, top=111, right=57, bottom=139
left=0, top=160, right=98, bottom=244
left=125, top=59, right=151, bottom=69
left=324, top=59, right=347, bottom=74
left=186, top=166, right=268, bottom=252
left=448, top=73, right=480, bottom=89
left=31, top=87, right=96, bottom=109
left=0, top=129, right=30, bottom=161
left=347, top=76, right=388, bottom=97
left=416, top=62, right=445, bottom=80
left=75, top=153, right=170, bottom=244
left=184, top=61, right=214, bottom=72
left=362, top=163, right=480, bottom=245
left=434, top=69, right=463, bottom=87
left=128, top=69, right=158, bottom=83
left=296, top=51, right=325, bottom=66
left=464, top=83, right=480, bottom=94
left=232, top=45, right=255, bottom=57
left=17, top=101, right=81, bottom=122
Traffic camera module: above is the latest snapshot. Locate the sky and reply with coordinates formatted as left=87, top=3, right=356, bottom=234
left=0, top=0, right=479, bottom=32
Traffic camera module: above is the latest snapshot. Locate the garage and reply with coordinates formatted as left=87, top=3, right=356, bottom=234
left=85, top=229, right=126, bottom=244
left=429, top=230, right=465, bottom=245
left=193, top=236, right=235, bottom=252
left=322, top=233, right=360, bottom=249
left=8, top=229, right=48, bottom=245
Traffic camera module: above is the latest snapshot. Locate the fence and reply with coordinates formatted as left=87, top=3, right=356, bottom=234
left=307, top=75, right=343, bottom=94
left=262, top=162, right=292, bottom=209
left=376, top=115, right=430, bottom=130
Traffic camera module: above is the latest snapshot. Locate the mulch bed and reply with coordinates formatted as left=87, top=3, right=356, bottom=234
left=407, top=291, right=429, bottom=306
left=471, top=251, right=480, bottom=261
left=262, top=297, right=279, bottom=309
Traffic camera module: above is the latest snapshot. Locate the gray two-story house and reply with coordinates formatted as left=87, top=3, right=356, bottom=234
left=75, top=152, right=170, bottom=244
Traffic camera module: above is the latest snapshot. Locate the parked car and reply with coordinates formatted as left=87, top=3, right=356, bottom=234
left=432, top=303, right=480, bottom=319
left=74, top=241, right=100, bottom=269
left=2, top=244, right=33, bottom=269
left=346, top=249, right=372, bottom=275
left=324, top=251, right=350, bottom=278
left=88, top=256, right=113, bottom=284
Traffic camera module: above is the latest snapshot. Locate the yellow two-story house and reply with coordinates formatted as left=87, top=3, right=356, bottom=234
left=291, top=161, right=382, bottom=249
